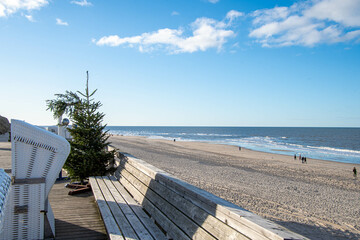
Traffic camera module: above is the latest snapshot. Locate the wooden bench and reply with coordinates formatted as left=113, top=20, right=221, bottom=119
left=90, top=154, right=306, bottom=240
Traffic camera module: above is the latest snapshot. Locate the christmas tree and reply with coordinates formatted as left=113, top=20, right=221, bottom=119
left=47, top=71, right=115, bottom=184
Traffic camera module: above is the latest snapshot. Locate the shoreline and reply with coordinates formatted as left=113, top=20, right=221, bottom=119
left=111, top=135, right=360, bottom=176
left=106, top=126, right=360, bottom=165
left=112, top=134, right=360, bottom=167
left=109, top=135, right=360, bottom=240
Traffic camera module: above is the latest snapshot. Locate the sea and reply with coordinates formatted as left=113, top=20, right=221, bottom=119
left=106, top=126, right=360, bottom=165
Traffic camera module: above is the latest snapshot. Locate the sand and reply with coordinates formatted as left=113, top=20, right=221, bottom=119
left=109, top=135, right=360, bottom=240
left=0, top=134, right=11, bottom=170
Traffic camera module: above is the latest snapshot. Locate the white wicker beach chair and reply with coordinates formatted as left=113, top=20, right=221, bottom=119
left=0, top=120, right=70, bottom=240
left=0, top=169, right=11, bottom=234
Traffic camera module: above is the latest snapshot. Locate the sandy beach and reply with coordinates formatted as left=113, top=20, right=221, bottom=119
left=109, top=135, right=360, bottom=240
left=0, top=133, right=11, bottom=170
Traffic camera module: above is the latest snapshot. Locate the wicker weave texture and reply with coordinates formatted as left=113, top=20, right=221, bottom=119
left=1, top=184, right=45, bottom=239
left=0, top=170, right=11, bottom=234
left=11, top=119, right=70, bottom=196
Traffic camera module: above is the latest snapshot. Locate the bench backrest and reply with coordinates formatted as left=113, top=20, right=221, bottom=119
left=114, top=154, right=306, bottom=240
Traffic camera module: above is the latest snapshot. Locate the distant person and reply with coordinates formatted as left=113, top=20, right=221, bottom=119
left=173, top=139, right=176, bottom=142
left=294, top=154, right=296, bottom=160
left=239, top=146, right=242, bottom=151
left=304, top=157, right=307, bottom=164
left=299, top=154, right=301, bottom=160
left=354, top=167, right=357, bottom=178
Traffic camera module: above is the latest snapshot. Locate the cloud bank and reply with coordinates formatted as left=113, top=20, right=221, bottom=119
left=96, top=10, right=243, bottom=54
left=0, top=0, right=48, bottom=17
left=249, top=0, right=360, bottom=47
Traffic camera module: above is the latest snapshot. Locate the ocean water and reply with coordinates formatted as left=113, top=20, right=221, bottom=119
left=106, top=126, right=360, bottom=164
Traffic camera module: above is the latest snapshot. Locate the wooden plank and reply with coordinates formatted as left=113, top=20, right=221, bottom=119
left=117, top=172, right=191, bottom=240
left=108, top=175, right=167, bottom=240
left=102, top=176, right=154, bottom=240
left=49, top=179, right=107, bottom=240
left=121, top=161, right=250, bottom=240
left=56, top=229, right=106, bottom=236
left=12, top=177, right=46, bottom=184
left=118, top=167, right=216, bottom=240
left=95, top=176, right=139, bottom=240
left=121, top=156, right=235, bottom=217
left=154, top=173, right=280, bottom=240
left=89, top=177, right=124, bottom=240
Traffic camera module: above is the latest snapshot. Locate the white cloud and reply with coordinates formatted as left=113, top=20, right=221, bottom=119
left=25, top=14, right=35, bottom=22
left=70, top=0, right=92, bottom=7
left=0, top=0, right=48, bottom=17
left=226, top=10, right=244, bottom=24
left=96, top=10, right=240, bottom=54
left=171, top=11, right=179, bottom=16
left=249, top=0, right=360, bottom=47
left=304, top=0, right=360, bottom=27
left=251, top=7, right=290, bottom=25
left=208, top=0, right=219, bottom=3
left=56, top=18, right=68, bottom=26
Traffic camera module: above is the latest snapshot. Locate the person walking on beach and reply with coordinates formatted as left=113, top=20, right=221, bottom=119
left=354, top=167, right=357, bottom=178
left=239, top=146, right=242, bottom=151
left=294, top=154, right=296, bottom=160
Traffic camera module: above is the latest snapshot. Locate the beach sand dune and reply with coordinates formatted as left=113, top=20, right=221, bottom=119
left=110, top=135, right=360, bottom=240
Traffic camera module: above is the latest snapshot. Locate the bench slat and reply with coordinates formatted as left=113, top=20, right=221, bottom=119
left=118, top=167, right=217, bottom=240
left=95, top=176, right=139, bottom=240
left=102, top=176, right=157, bottom=240
left=89, top=177, right=124, bottom=240
left=121, top=161, right=251, bottom=240
left=117, top=172, right=191, bottom=240
left=108, top=175, right=168, bottom=240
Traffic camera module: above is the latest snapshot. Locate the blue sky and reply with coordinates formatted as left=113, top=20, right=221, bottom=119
left=1, top=0, right=360, bottom=127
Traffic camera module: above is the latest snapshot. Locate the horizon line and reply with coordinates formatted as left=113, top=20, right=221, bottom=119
left=103, top=125, right=360, bottom=128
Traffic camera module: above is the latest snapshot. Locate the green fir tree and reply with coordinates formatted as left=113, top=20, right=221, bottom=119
left=47, top=71, right=115, bottom=184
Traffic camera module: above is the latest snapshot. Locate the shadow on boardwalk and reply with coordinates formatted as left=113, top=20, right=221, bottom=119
left=49, top=180, right=107, bottom=240
left=55, top=219, right=107, bottom=240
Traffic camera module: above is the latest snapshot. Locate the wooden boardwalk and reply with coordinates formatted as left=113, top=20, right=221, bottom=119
left=49, top=179, right=107, bottom=240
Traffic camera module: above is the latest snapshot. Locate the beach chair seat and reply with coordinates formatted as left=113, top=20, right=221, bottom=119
left=0, top=120, right=70, bottom=240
